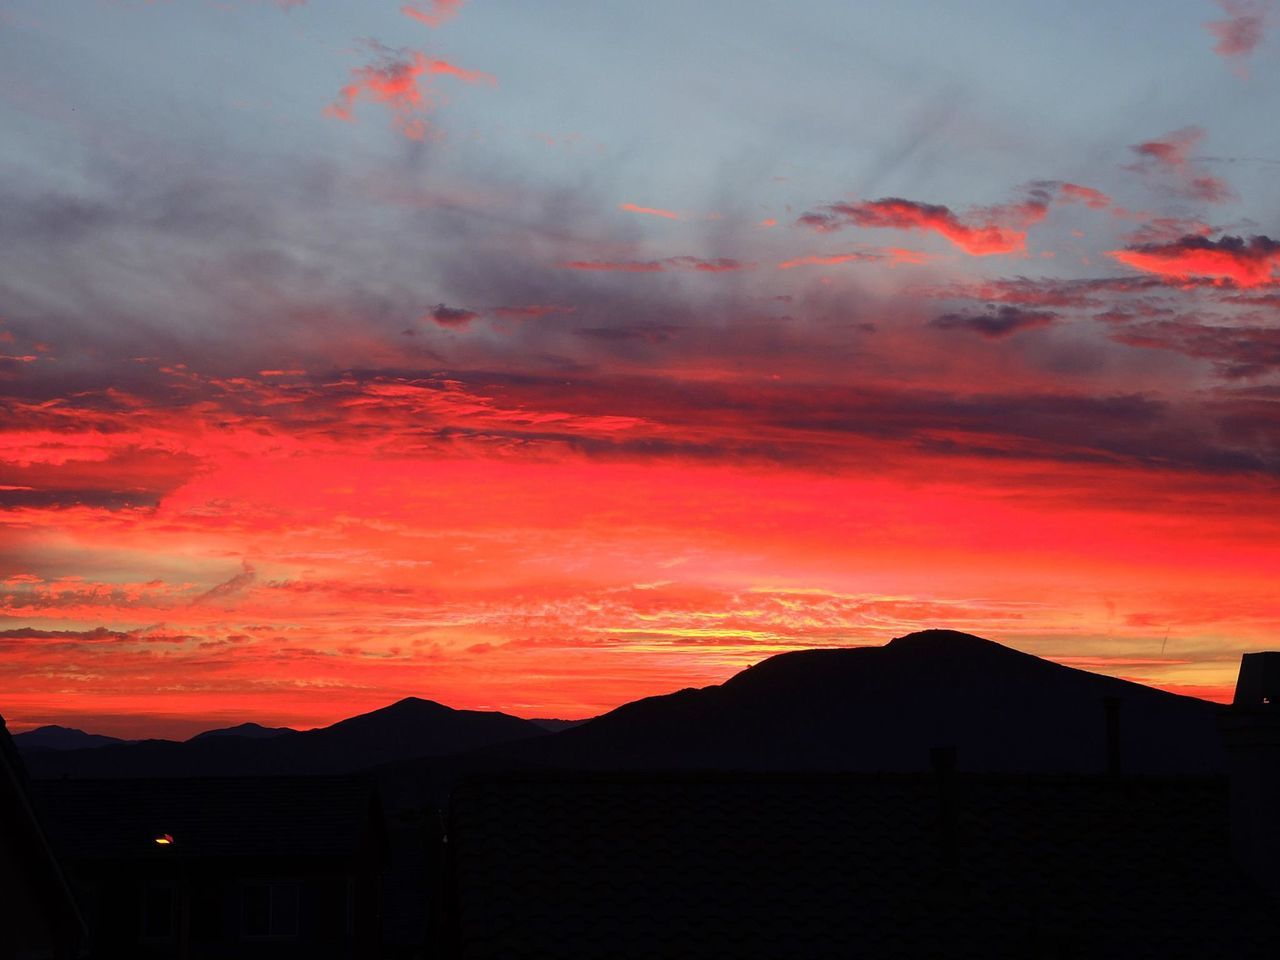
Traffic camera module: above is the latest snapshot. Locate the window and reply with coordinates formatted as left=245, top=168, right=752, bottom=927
left=142, top=886, right=174, bottom=940
left=241, top=881, right=300, bottom=938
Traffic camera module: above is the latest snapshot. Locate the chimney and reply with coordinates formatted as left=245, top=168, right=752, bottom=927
left=1218, top=652, right=1280, bottom=896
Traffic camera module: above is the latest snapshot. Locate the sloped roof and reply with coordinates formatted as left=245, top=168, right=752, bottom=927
left=33, top=775, right=380, bottom=861
left=0, top=714, right=88, bottom=945
left=447, top=771, right=1278, bottom=959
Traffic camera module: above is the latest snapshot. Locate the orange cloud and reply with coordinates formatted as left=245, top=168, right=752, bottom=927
left=401, top=0, right=465, bottom=28
left=620, top=203, right=680, bottom=220
left=1109, top=234, right=1280, bottom=286
left=5, top=356, right=1280, bottom=733
left=797, top=192, right=1051, bottom=256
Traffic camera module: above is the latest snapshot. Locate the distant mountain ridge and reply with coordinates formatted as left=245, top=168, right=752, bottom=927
left=190, top=722, right=295, bottom=741
left=11, top=725, right=129, bottom=753
left=19, top=631, right=1229, bottom=779
left=22, top=697, right=547, bottom=779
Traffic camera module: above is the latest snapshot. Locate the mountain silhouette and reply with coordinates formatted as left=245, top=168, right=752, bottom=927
left=528, top=718, right=589, bottom=733
left=484, top=629, right=1226, bottom=774
left=23, top=631, right=1228, bottom=779
left=11, top=725, right=129, bottom=753
left=189, top=722, right=294, bottom=741
left=23, top=697, right=546, bottom=778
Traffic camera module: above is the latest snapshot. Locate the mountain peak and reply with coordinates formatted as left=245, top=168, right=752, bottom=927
left=190, top=722, right=294, bottom=742
left=12, top=725, right=127, bottom=752
left=515, top=628, right=1225, bottom=774
left=384, top=696, right=449, bottom=713
left=886, top=629, right=1011, bottom=652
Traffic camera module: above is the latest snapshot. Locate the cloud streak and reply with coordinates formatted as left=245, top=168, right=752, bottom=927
left=401, top=0, right=466, bottom=28
left=557, top=257, right=753, bottom=273
left=620, top=203, right=680, bottom=220
left=1109, top=234, right=1280, bottom=286
left=796, top=189, right=1054, bottom=256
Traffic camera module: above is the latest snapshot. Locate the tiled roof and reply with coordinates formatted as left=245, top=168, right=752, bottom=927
left=32, top=775, right=379, bottom=861
left=447, top=772, right=1278, bottom=959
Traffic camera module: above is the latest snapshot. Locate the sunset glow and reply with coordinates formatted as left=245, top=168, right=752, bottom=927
left=2, top=1, right=1278, bottom=738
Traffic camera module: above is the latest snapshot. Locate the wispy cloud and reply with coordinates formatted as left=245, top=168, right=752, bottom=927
left=796, top=188, right=1053, bottom=256
left=558, top=257, right=753, bottom=273
left=1125, top=128, right=1234, bottom=203
left=1205, top=0, right=1269, bottom=74
left=325, top=44, right=494, bottom=139
left=619, top=202, right=680, bottom=220
left=401, top=0, right=466, bottom=28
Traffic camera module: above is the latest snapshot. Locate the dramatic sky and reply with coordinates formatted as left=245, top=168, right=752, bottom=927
left=3, top=0, right=1279, bottom=737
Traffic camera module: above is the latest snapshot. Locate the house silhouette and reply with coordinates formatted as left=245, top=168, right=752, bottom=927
left=0, top=714, right=86, bottom=960
left=29, top=776, right=385, bottom=959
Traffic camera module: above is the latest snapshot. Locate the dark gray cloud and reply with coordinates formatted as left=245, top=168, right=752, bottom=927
left=930, top=305, right=1057, bottom=338
left=426, top=303, right=481, bottom=327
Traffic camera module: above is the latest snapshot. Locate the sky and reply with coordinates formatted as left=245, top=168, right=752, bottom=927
left=2, top=0, right=1279, bottom=738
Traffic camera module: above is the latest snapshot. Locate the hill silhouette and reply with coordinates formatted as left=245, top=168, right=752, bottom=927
left=23, top=697, right=546, bottom=778
left=189, top=722, right=294, bottom=741
left=23, top=631, right=1228, bottom=779
left=11, top=725, right=129, bottom=753
left=482, top=630, right=1226, bottom=774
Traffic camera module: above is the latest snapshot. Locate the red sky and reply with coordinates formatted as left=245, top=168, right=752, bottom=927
left=1, top=0, right=1278, bottom=737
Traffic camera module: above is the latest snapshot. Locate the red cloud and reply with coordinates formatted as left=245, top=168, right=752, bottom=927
left=1126, top=128, right=1234, bottom=203
left=325, top=48, right=494, bottom=140
left=620, top=203, right=680, bottom=220
left=401, top=0, right=465, bottom=28
left=1109, top=234, right=1280, bottom=286
left=1205, top=0, right=1268, bottom=68
left=796, top=192, right=1051, bottom=256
